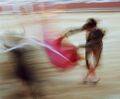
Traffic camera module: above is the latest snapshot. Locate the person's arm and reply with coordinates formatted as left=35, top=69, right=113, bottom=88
left=77, top=39, right=102, bottom=49
left=63, top=28, right=83, bottom=38
left=86, top=39, right=102, bottom=47
left=63, top=22, right=90, bottom=38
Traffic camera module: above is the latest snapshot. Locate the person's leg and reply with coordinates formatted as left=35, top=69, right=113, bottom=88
left=83, top=48, right=94, bottom=83
left=87, top=47, right=102, bottom=83
left=85, top=48, right=92, bottom=70
left=84, top=47, right=102, bottom=83
left=93, top=47, right=102, bottom=68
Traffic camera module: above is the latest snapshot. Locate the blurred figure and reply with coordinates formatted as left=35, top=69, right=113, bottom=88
left=63, top=18, right=105, bottom=84
left=1, top=31, right=46, bottom=99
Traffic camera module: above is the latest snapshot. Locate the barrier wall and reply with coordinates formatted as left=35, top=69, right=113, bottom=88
left=0, top=1, right=120, bottom=14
